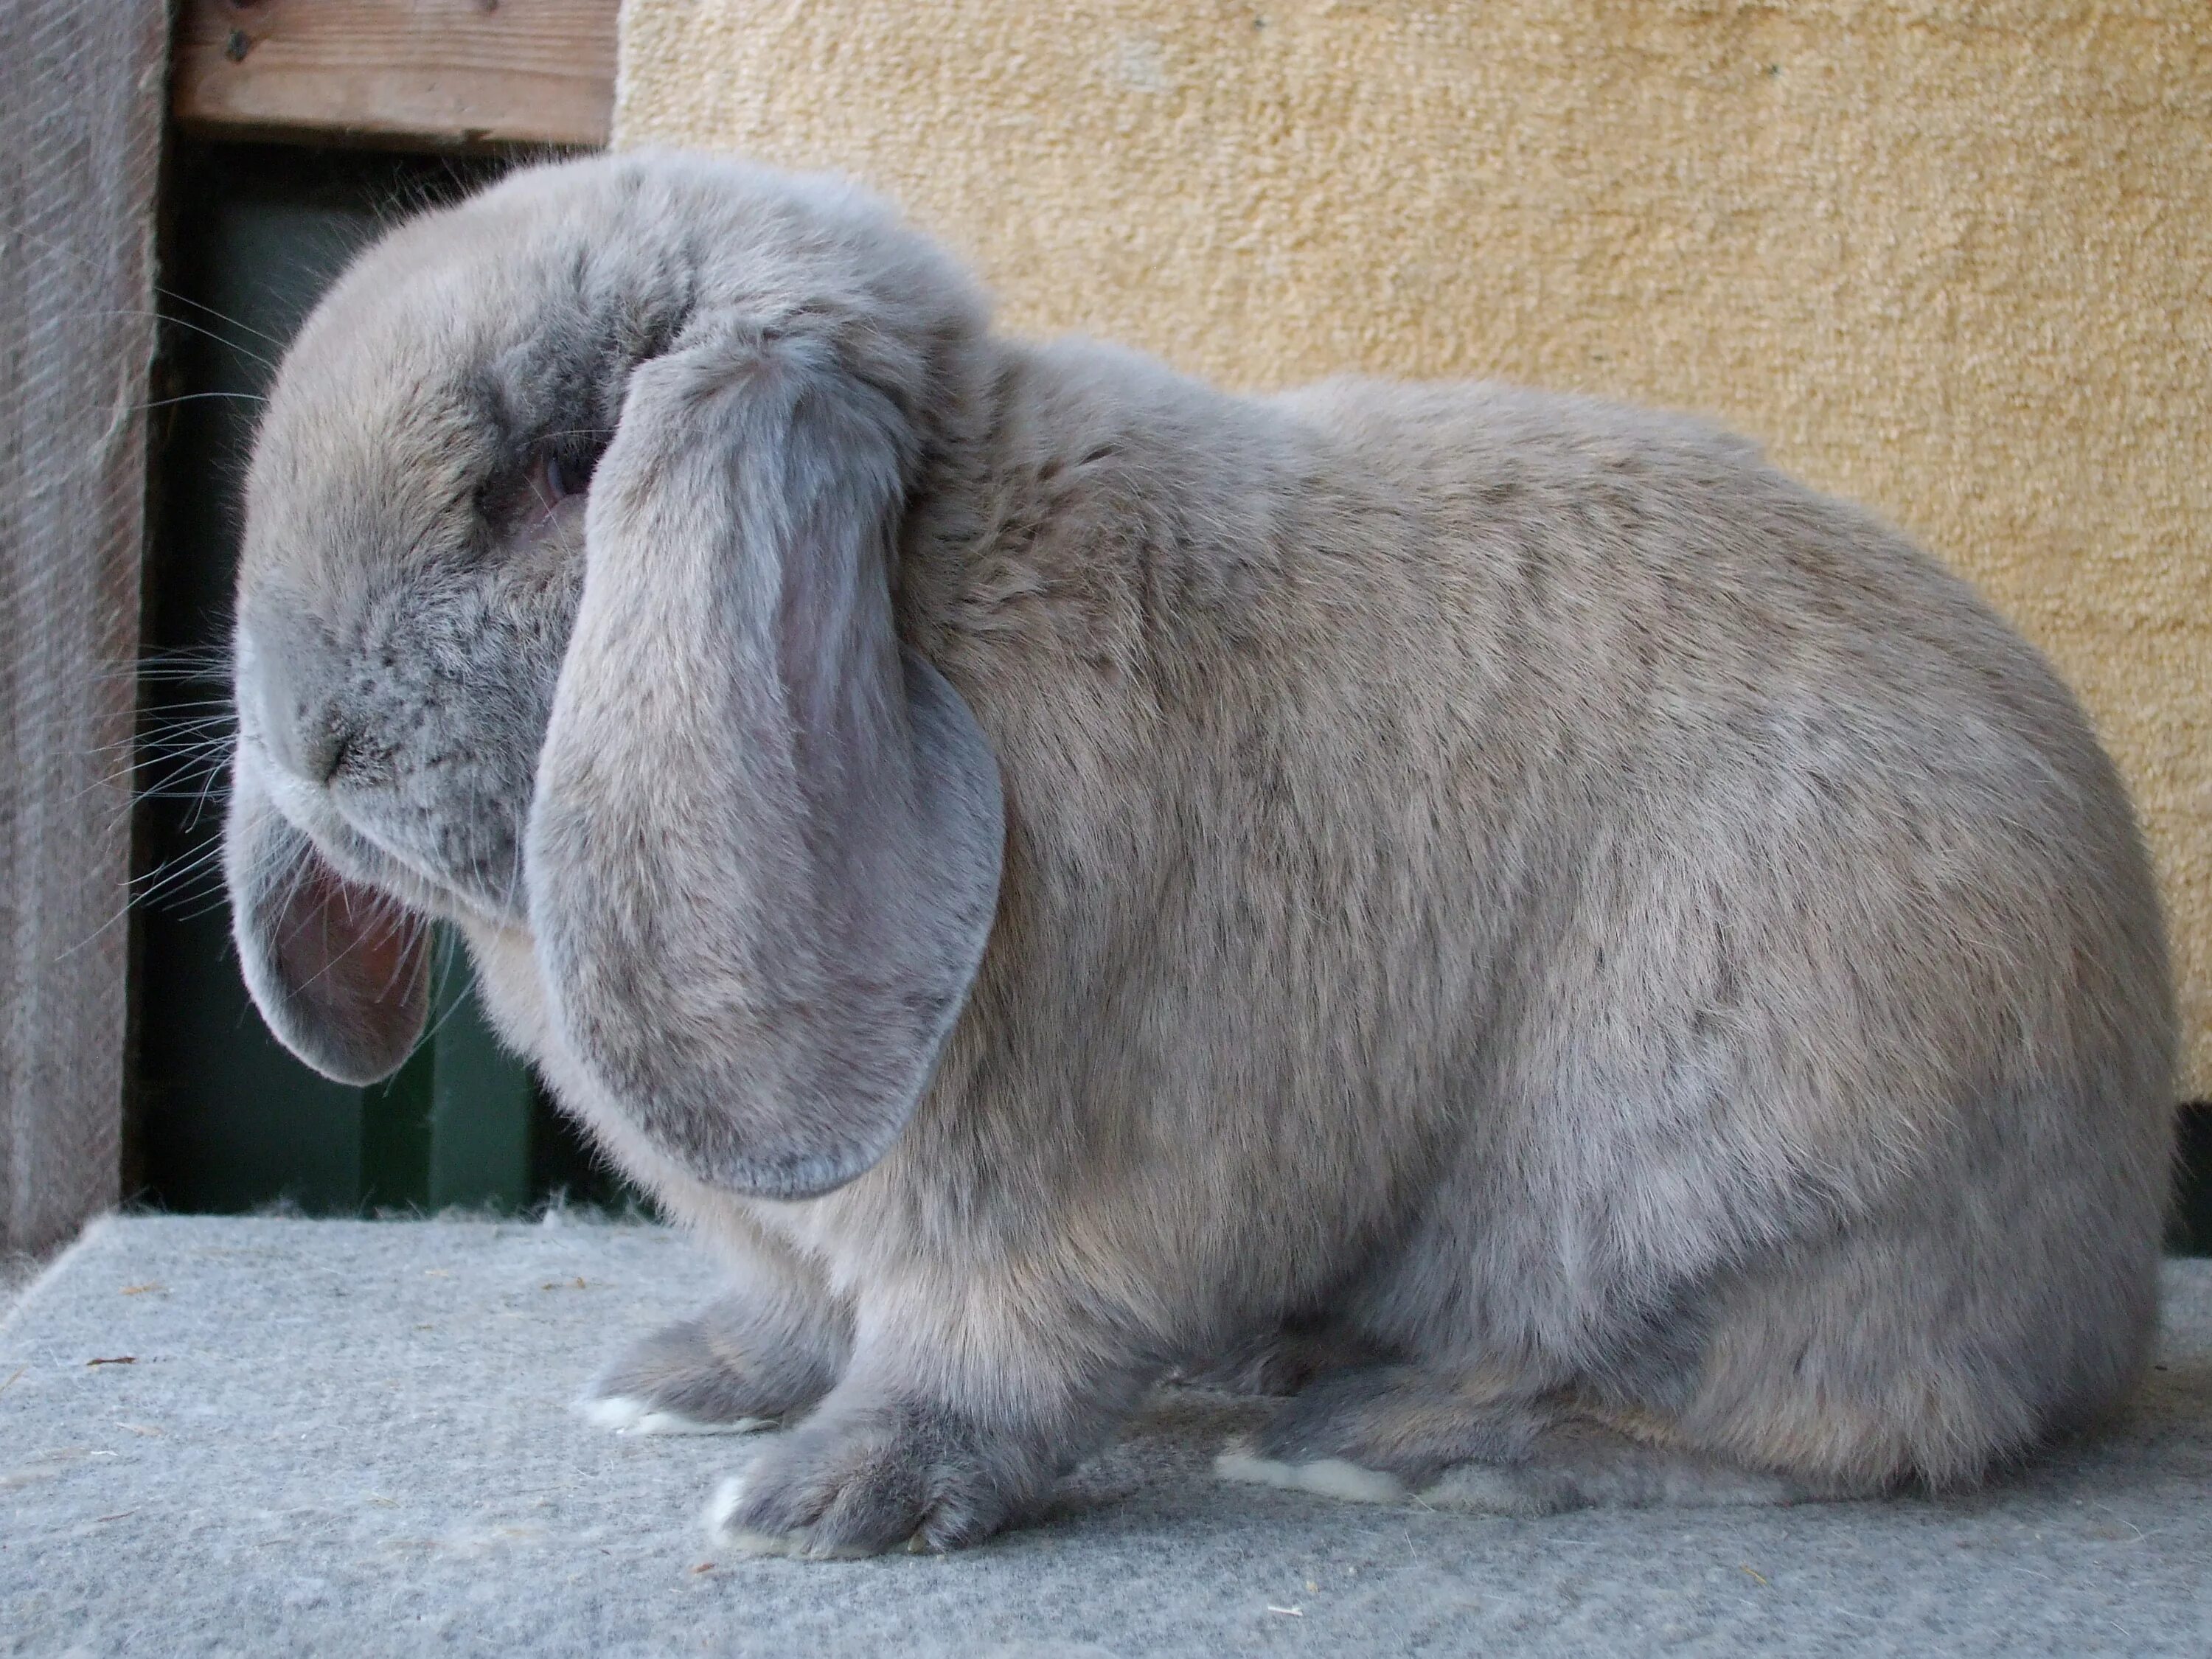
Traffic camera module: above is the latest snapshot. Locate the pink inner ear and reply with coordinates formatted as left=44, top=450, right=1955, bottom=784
left=272, top=856, right=431, bottom=1065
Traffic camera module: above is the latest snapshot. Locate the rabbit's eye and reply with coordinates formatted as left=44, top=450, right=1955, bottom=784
left=541, top=450, right=585, bottom=505
left=527, top=439, right=601, bottom=519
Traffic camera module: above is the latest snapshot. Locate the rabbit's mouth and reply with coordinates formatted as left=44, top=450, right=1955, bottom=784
left=246, top=731, right=529, bottom=932
left=321, top=789, right=530, bottom=930
left=254, top=755, right=446, bottom=919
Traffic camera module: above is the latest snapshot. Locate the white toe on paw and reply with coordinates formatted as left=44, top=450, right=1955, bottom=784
left=577, top=1394, right=653, bottom=1433
left=629, top=1411, right=774, bottom=1437
left=577, top=1395, right=772, bottom=1436
left=702, top=1476, right=805, bottom=1558
left=702, top=1477, right=883, bottom=1560
left=703, top=1474, right=751, bottom=1545
left=1214, top=1445, right=1408, bottom=1504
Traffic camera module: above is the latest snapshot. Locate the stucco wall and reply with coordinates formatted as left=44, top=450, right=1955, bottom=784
left=616, top=1, right=2211, bottom=1091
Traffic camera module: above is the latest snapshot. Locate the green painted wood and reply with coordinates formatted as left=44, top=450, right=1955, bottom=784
left=425, top=936, right=534, bottom=1211
left=360, top=1035, right=435, bottom=1216
left=2172, top=1104, right=2212, bottom=1257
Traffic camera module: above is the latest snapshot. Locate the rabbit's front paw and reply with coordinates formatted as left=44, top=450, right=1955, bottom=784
left=705, top=1399, right=1037, bottom=1558
left=580, top=1289, right=845, bottom=1436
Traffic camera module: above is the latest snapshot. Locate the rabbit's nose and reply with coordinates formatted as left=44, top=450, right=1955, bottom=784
left=238, top=615, right=355, bottom=786
left=293, top=715, right=359, bottom=786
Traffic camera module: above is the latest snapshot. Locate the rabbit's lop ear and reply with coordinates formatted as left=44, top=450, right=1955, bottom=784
left=528, top=327, right=1004, bottom=1200
left=225, top=749, right=432, bottom=1085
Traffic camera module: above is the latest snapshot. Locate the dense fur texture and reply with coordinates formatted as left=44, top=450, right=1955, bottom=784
left=222, top=152, right=2177, bottom=1556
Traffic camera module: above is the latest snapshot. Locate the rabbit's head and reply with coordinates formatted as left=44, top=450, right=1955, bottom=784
left=223, top=153, right=1003, bottom=1197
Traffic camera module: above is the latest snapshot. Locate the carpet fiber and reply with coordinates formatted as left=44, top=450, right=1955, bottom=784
left=4, top=1214, right=2210, bottom=1656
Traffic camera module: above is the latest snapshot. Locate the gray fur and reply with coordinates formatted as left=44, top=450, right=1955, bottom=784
left=591, top=1268, right=850, bottom=1430
left=220, top=151, right=2177, bottom=1555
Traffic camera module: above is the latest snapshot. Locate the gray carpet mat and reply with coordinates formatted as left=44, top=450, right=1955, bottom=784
left=4, top=1215, right=2208, bottom=1658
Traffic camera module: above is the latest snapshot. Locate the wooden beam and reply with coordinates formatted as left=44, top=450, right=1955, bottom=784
left=173, top=0, right=617, bottom=150
left=0, top=1, right=168, bottom=1251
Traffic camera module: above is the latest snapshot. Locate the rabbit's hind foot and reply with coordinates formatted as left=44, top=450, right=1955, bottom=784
left=1214, top=1363, right=1816, bottom=1514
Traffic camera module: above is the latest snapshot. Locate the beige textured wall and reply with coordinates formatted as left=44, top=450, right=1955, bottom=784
left=617, top=1, right=2211, bottom=1093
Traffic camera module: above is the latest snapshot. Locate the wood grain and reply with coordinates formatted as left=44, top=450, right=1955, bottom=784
left=0, top=1, right=167, bottom=1251
left=174, top=0, right=617, bottom=148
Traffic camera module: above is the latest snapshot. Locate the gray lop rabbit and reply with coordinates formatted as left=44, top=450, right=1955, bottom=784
left=221, top=151, right=2177, bottom=1556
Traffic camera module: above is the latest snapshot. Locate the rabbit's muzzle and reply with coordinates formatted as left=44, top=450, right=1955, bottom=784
left=232, top=599, right=550, bottom=929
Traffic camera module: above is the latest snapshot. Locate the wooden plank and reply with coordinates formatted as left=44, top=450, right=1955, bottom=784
left=0, top=0, right=168, bottom=1252
left=173, top=0, right=617, bottom=149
